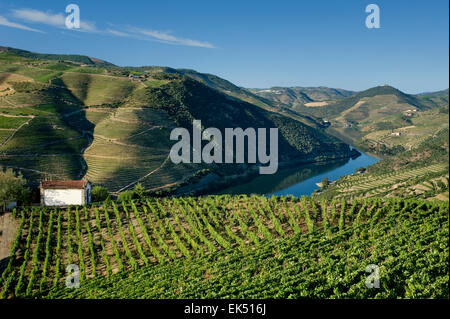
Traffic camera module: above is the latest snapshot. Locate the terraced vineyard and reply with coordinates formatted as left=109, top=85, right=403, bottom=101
left=0, top=48, right=353, bottom=193
left=0, top=195, right=448, bottom=298
left=323, top=163, right=449, bottom=200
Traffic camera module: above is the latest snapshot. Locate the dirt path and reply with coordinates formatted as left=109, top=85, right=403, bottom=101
left=0, top=113, right=33, bottom=118
left=127, top=126, right=162, bottom=139
left=0, top=116, right=34, bottom=147
left=0, top=164, right=63, bottom=178
left=335, top=100, right=365, bottom=122
left=0, top=212, right=19, bottom=263
left=114, top=154, right=171, bottom=193
left=1, top=97, right=21, bottom=108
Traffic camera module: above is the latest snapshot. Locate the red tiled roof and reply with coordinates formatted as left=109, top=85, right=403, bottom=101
left=41, top=180, right=89, bottom=189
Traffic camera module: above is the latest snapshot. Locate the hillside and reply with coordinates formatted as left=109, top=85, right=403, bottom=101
left=295, top=85, right=431, bottom=118
left=0, top=47, right=114, bottom=67
left=318, top=128, right=449, bottom=202
left=169, top=69, right=327, bottom=129
left=0, top=195, right=447, bottom=298
left=0, top=47, right=352, bottom=194
left=415, top=89, right=449, bottom=110
left=287, top=85, right=449, bottom=154
left=417, top=88, right=449, bottom=97
left=248, top=86, right=355, bottom=108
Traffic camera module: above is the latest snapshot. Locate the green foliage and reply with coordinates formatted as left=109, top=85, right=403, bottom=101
left=321, top=177, right=329, bottom=190
left=6, top=196, right=442, bottom=299
left=91, top=186, right=109, bottom=202
left=117, top=190, right=134, bottom=202
left=133, top=183, right=146, bottom=199
left=367, top=128, right=448, bottom=175
left=10, top=81, right=48, bottom=92
left=1, top=195, right=448, bottom=299
left=3, top=47, right=114, bottom=67
left=0, top=168, right=30, bottom=205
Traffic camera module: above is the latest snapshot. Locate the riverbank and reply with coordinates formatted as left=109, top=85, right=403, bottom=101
left=205, top=149, right=379, bottom=197
left=173, top=149, right=372, bottom=197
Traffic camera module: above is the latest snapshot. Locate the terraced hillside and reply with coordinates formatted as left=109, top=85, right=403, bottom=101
left=321, top=163, right=448, bottom=200
left=248, top=85, right=448, bottom=156
left=0, top=195, right=447, bottom=298
left=290, top=85, right=449, bottom=154
left=356, top=108, right=449, bottom=153
left=318, top=126, right=449, bottom=202
left=0, top=47, right=352, bottom=193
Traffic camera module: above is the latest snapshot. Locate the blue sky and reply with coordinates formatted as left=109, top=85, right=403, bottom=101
left=0, top=0, right=448, bottom=93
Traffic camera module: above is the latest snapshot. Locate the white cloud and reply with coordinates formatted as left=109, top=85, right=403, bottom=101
left=12, top=8, right=64, bottom=27
left=8, top=8, right=215, bottom=48
left=0, top=15, right=45, bottom=33
left=106, top=29, right=131, bottom=37
left=128, top=27, right=215, bottom=48
left=12, top=8, right=98, bottom=33
left=80, top=20, right=98, bottom=32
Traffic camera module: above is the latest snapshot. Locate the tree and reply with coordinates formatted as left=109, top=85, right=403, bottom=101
left=0, top=168, right=30, bottom=207
left=91, top=186, right=110, bottom=202
left=321, top=177, right=329, bottom=189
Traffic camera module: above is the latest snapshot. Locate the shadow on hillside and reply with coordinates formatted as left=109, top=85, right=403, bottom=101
left=48, top=78, right=95, bottom=179
left=0, top=77, right=95, bottom=185
left=0, top=66, right=20, bottom=85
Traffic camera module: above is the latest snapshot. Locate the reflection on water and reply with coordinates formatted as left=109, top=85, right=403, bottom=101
left=217, top=150, right=379, bottom=197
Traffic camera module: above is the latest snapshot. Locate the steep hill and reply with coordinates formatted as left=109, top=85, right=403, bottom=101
left=0, top=48, right=352, bottom=194
left=172, top=69, right=326, bottom=129
left=288, top=85, right=449, bottom=154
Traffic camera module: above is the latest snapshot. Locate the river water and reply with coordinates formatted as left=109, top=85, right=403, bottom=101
left=217, top=150, right=379, bottom=197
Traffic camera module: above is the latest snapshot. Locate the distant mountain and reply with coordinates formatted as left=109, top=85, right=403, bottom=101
left=172, top=69, right=326, bottom=128
left=248, top=86, right=356, bottom=108
left=415, top=89, right=449, bottom=109
left=294, top=85, right=435, bottom=119
left=0, top=47, right=352, bottom=194
left=289, top=85, right=449, bottom=155
left=416, top=88, right=449, bottom=97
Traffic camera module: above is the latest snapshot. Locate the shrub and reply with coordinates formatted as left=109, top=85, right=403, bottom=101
left=91, top=186, right=110, bottom=202
left=133, top=183, right=146, bottom=199
left=118, top=190, right=134, bottom=202
left=0, top=168, right=30, bottom=206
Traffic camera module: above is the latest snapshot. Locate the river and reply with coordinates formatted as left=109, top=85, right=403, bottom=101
left=217, top=150, right=379, bottom=197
